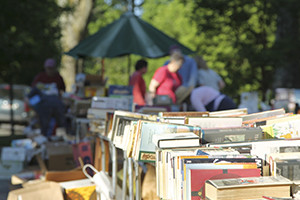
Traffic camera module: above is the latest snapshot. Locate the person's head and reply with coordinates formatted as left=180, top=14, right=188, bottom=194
left=135, top=59, right=148, bottom=74
left=168, top=50, right=184, bottom=72
left=169, top=44, right=182, bottom=55
left=44, top=58, right=57, bottom=76
left=194, top=55, right=208, bottom=70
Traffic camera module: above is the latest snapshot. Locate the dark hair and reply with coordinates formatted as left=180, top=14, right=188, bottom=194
left=135, top=59, right=148, bottom=71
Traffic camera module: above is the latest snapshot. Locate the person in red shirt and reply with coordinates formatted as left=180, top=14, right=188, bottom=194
left=129, top=59, right=148, bottom=106
left=32, top=58, right=66, bottom=95
left=149, top=51, right=184, bottom=104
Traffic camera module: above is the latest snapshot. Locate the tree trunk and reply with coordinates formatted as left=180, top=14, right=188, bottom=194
left=58, top=0, right=94, bottom=91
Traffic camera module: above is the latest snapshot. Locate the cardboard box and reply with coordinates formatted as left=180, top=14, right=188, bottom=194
left=45, top=169, right=86, bottom=182
left=71, top=99, right=92, bottom=117
left=60, top=178, right=96, bottom=200
left=1, top=147, right=26, bottom=161
left=46, top=142, right=76, bottom=170
left=0, top=160, right=23, bottom=179
left=84, top=86, right=105, bottom=97
left=7, top=181, right=63, bottom=200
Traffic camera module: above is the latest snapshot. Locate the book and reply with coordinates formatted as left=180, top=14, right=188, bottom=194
left=126, top=121, right=138, bottom=157
left=209, top=108, right=248, bottom=117
left=205, top=176, right=292, bottom=200
left=267, top=152, right=300, bottom=176
left=202, top=127, right=263, bottom=144
left=158, top=111, right=209, bottom=117
left=251, top=139, right=300, bottom=163
left=91, top=96, right=132, bottom=110
left=108, top=110, right=157, bottom=144
left=261, top=115, right=300, bottom=139
left=87, top=108, right=115, bottom=120
left=133, top=120, right=202, bottom=163
left=185, top=116, right=243, bottom=129
left=179, top=155, right=261, bottom=200
left=152, top=132, right=201, bottom=149
left=241, top=108, right=286, bottom=122
left=108, top=85, right=133, bottom=96
left=157, top=148, right=244, bottom=200
left=59, top=178, right=96, bottom=200
left=158, top=112, right=209, bottom=125
left=275, top=159, right=300, bottom=181
left=189, top=168, right=261, bottom=200
left=159, top=116, right=187, bottom=124
left=72, top=142, right=93, bottom=167
left=242, top=113, right=293, bottom=127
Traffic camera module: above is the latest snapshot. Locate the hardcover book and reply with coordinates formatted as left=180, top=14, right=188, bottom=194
left=189, top=168, right=261, bottom=200
left=185, top=117, right=242, bottom=129
left=152, top=132, right=201, bottom=149
left=205, top=175, right=292, bottom=200
left=202, top=127, right=263, bottom=144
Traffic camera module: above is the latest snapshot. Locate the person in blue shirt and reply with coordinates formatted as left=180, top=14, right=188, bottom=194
left=164, top=45, right=198, bottom=88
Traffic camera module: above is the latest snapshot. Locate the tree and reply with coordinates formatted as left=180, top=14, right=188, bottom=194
left=272, top=0, right=300, bottom=89
left=0, top=0, right=63, bottom=85
left=183, top=0, right=279, bottom=102
left=59, top=0, right=95, bottom=91
left=63, top=0, right=146, bottom=88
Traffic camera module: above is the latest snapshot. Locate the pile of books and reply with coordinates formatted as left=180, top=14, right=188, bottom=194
left=87, top=106, right=300, bottom=199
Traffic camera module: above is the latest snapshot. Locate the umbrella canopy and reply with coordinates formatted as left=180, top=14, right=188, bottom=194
left=65, top=12, right=194, bottom=59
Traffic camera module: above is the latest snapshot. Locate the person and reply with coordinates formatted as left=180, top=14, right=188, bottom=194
left=149, top=50, right=184, bottom=104
left=32, top=58, right=66, bottom=95
left=29, top=58, right=66, bottom=138
left=194, top=55, right=225, bottom=91
left=164, top=45, right=198, bottom=88
left=129, top=59, right=148, bottom=106
left=190, top=86, right=236, bottom=112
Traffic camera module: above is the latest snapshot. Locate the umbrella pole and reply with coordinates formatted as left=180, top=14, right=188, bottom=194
left=101, top=58, right=105, bottom=84
left=127, top=55, right=131, bottom=82
left=9, top=81, right=15, bottom=136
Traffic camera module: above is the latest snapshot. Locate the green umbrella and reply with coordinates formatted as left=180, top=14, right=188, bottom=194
left=65, top=12, right=194, bottom=59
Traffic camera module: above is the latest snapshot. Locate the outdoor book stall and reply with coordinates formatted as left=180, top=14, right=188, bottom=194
left=6, top=85, right=300, bottom=200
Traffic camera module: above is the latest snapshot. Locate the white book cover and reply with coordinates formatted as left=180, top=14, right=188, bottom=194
left=251, top=139, right=300, bottom=161
left=186, top=117, right=242, bottom=129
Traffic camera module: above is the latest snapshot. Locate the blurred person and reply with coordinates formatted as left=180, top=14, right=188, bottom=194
left=32, top=58, right=66, bottom=95
left=164, top=45, right=198, bottom=88
left=190, top=86, right=236, bottom=112
left=194, top=55, right=225, bottom=91
left=29, top=58, right=66, bottom=138
left=129, top=59, right=148, bottom=106
left=149, top=50, right=184, bottom=104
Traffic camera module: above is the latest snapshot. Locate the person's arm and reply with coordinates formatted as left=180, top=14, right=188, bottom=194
left=148, top=79, right=160, bottom=99
left=133, top=76, right=146, bottom=106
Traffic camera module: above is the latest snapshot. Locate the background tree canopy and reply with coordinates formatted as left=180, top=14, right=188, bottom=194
left=0, top=0, right=63, bottom=84
left=2, top=0, right=300, bottom=105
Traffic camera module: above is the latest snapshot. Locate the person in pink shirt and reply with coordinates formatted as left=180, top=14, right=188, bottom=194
left=129, top=59, right=148, bottom=106
left=149, top=51, right=183, bottom=104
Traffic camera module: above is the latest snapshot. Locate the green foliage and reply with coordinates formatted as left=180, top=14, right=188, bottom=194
left=185, top=0, right=279, bottom=102
left=141, top=0, right=198, bottom=88
left=0, top=0, right=63, bottom=85
left=83, top=0, right=146, bottom=86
